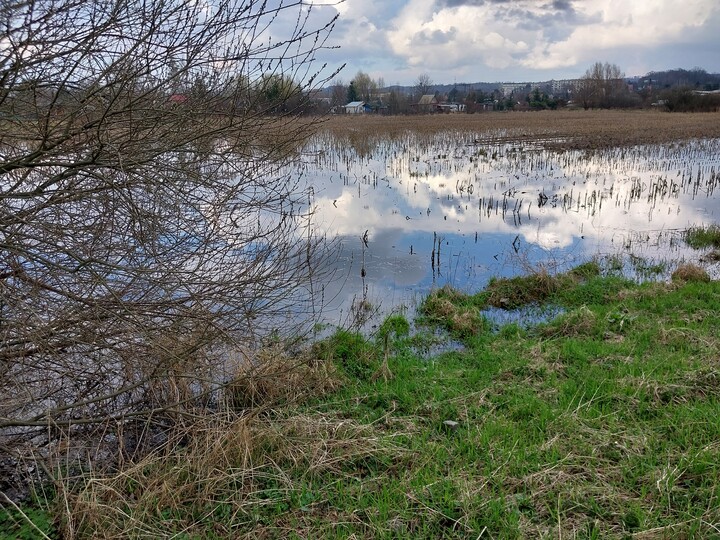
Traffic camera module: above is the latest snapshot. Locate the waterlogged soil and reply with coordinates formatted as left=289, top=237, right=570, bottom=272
left=292, top=112, right=720, bottom=326
left=320, top=109, right=720, bottom=150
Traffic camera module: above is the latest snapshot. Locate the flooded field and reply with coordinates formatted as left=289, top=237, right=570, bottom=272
left=288, top=119, right=720, bottom=326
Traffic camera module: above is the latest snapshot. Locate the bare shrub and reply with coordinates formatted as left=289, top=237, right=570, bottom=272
left=0, top=0, right=340, bottom=480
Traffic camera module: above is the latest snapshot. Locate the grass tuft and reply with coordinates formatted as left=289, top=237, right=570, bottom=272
left=225, top=344, right=343, bottom=410
left=538, top=304, right=597, bottom=338
left=420, top=285, right=487, bottom=338
left=671, top=263, right=711, bottom=283
left=484, top=269, right=562, bottom=309
left=684, top=224, right=720, bottom=249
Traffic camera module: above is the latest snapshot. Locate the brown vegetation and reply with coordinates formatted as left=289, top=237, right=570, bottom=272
left=320, top=109, right=720, bottom=150
left=671, top=263, right=711, bottom=283
left=225, top=345, right=343, bottom=410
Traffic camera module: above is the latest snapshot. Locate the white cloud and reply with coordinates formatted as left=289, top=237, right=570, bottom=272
left=327, top=0, right=720, bottom=83
left=387, top=1, right=537, bottom=72
left=524, top=0, right=719, bottom=69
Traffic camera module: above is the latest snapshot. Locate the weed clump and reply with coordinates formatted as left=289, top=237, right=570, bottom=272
left=685, top=225, right=720, bottom=249
left=671, top=263, right=711, bottom=283
left=485, top=269, right=562, bottom=309
left=313, top=329, right=379, bottom=381
left=421, top=285, right=486, bottom=337
left=569, top=261, right=601, bottom=279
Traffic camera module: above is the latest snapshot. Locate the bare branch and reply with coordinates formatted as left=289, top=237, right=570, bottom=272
left=0, top=0, right=340, bottom=466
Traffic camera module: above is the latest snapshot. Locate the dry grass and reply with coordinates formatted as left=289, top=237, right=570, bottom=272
left=671, top=263, right=711, bottom=283
left=225, top=344, right=343, bottom=410
left=51, top=343, right=399, bottom=538
left=58, top=411, right=408, bottom=539
left=319, top=109, right=720, bottom=150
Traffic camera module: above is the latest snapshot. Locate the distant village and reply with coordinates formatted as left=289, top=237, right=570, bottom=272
left=313, top=67, right=720, bottom=115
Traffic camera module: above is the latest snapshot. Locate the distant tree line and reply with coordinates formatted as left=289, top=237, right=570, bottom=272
left=643, top=68, right=720, bottom=91
left=661, top=87, right=720, bottom=112
left=322, top=64, right=719, bottom=115
left=27, top=63, right=707, bottom=117
left=91, top=64, right=715, bottom=116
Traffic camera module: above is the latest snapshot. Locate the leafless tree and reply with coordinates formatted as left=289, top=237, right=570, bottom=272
left=0, top=0, right=340, bottom=463
left=414, top=73, right=433, bottom=101
left=575, top=61, right=627, bottom=109
left=574, top=77, right=597, bottom=110
left=329, top=78, right=347, bottom=109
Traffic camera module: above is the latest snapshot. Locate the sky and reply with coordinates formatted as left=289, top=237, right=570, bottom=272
left=303, top=0, right=720, bottom=86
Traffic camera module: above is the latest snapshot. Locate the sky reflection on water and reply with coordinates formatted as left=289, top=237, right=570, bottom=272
left=291, top=133, right=720, bottom=326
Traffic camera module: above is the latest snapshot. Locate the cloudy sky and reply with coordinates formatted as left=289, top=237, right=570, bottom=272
left=306, top=0, right=720, bottom=85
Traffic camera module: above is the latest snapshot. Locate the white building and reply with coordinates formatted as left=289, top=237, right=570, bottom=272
left=344, top=101, right=365, bottom=114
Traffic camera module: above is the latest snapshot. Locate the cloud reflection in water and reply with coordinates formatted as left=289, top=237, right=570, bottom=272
left=291, top=134, right=720, bottom=324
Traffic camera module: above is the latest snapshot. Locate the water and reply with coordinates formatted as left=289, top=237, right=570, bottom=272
left=290, top=132, right=720, bottom=326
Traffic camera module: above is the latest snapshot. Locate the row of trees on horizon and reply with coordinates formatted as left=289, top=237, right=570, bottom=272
left=329, top=63, right=720, bottom=114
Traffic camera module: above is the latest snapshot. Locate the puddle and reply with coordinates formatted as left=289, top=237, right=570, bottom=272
left=482, top=304, right=566, bottom=330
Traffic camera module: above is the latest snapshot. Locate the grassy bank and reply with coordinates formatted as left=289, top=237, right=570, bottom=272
left=3, top=264, right=720, bottom=539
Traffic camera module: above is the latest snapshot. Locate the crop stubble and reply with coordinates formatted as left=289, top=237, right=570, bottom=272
left=320, top=109, right=720, bottom=150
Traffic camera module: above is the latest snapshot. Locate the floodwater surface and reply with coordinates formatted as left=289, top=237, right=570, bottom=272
left=290, top=131, right=720, bottom=326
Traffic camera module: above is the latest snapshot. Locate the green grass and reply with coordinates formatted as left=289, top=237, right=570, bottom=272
left=0, top=503, right=55, bottom=539
left=685, top=224, right=720, bottom=249
left=14, top=267, right=720, bottom=538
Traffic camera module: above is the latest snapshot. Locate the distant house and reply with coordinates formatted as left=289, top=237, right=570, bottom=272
left=344, top=101, right=365, bottom=114
left=415, top=94, right=439, bottom=113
